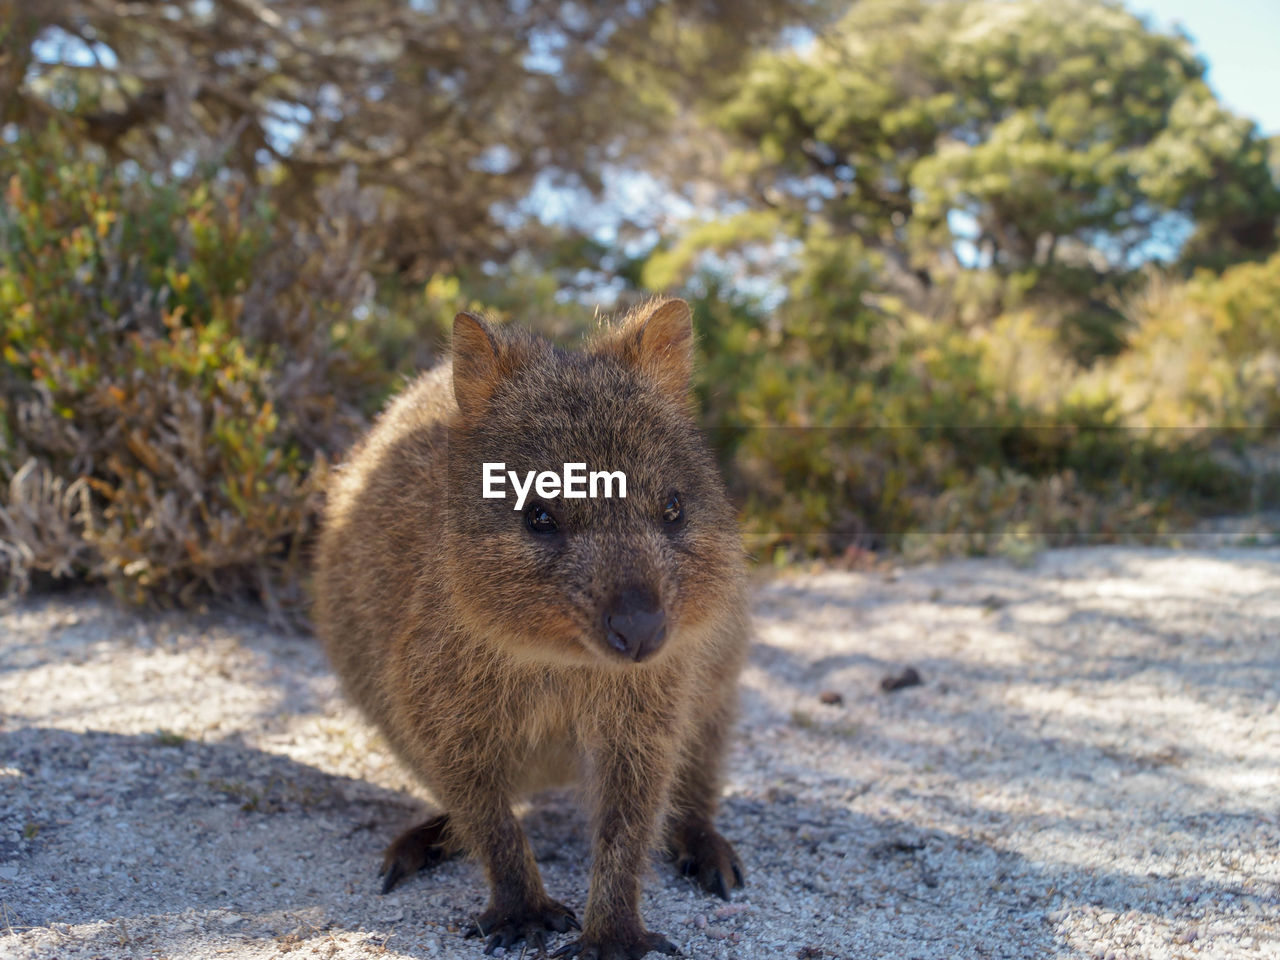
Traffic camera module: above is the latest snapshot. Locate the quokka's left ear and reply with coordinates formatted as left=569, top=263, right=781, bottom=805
left=596, top=297, right=694, bottom=403
left=451, top=310, right=505, bottom=419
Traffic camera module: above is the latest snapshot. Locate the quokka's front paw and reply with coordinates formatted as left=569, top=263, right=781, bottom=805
left=550, top=928, right=680, bottom=960
left=465, top=897, right=580, bottom=956
left=668, top=820, right=744, bottom=901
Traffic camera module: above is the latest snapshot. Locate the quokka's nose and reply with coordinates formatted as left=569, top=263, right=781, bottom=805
left=604, top=589, right=667, bottom=662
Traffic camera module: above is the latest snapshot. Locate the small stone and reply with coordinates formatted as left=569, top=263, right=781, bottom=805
left=880, top=667, right=923, bottom=692
left=818, top=690, right=844, bottom=706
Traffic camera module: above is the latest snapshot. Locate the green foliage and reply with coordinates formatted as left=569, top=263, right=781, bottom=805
left=363, top=263, right=603, bottom=385
left=641, top=212, right=796, bottom=292
left=625, top=0, right=1280, bottom=561
left=686, top=242, right=1269, bottom=560
left=4, top=0, right=1278, bottom=607
left=9, top=0, right=823, bottom=277
left=718, top=0, right=1279, bottom=309
left=1079, top=253, right=1280, bottom=431
left=0, top=131, right=387, bottom=614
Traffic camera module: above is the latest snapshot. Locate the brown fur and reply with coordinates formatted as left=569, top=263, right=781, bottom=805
left=314, top=297, right=749, bottom=959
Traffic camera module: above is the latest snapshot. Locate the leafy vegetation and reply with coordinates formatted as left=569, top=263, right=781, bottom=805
left=0, top=129, right=387, bottom=613
left=651, top=0, right=1280, bottom=559
left=2, top=0, right=1277, bottom=610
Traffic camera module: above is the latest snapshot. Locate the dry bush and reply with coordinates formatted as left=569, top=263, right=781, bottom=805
left=0, top=131, right=389, bottom=618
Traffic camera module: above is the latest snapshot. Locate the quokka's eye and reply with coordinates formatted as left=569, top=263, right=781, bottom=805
left=662, top=491, right=684, bottom=524
left=524, top=503, right=559, bottom=535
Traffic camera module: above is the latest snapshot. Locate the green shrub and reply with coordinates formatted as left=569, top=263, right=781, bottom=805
left=4, top=123, right=1275, bottom=610
left=0, top=130, right=388, bottom=615
left=688, top=255, right=1266, bottom=562
left=1081, top=255, right=1280, bottom=431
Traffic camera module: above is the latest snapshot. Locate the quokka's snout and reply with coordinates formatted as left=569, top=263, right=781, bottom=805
left=602, top=585, right=667, bottom=662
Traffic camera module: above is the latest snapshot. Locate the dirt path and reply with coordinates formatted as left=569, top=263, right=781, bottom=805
left=2, top=547, right=1278, bottom=959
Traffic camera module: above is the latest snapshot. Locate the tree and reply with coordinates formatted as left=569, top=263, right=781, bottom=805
left=3, top=0, right=825, bottom=277
left=711, top=0, right=1280, bottom=306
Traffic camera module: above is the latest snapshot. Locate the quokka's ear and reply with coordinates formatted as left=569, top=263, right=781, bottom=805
left=452, top=311, right=505, bottom=417
left=602, top=297, right=695, bottom=402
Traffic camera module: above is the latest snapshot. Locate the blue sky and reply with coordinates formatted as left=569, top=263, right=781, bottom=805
left=1132, top=0, right=1280, bottom=134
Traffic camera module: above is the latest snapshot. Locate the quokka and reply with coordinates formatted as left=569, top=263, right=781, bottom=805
left=314, top=297, right=750, bottom=959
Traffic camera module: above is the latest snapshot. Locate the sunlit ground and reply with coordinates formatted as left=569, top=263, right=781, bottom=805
left=2, top=546, right=1276, bottom=958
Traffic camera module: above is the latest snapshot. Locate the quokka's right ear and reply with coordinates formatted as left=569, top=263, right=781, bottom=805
left=595, top=297, right=695, bottom=405
left=451, top=311, right=503, bottom=417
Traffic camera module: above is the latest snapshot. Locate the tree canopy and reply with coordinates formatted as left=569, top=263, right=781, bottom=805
left=3, top=0, right=825, bottom=276
left=708, top=0, right=1279, bottom=301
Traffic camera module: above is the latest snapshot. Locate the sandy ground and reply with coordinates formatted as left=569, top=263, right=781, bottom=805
left=1, top=546, right=1278, bottom=960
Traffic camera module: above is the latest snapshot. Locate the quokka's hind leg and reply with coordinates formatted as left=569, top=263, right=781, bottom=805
left=380, top=812, right=460, bottom=893
left=664, top=692, right=745, bottom=901
left=668, top=817, right=744, bottom=901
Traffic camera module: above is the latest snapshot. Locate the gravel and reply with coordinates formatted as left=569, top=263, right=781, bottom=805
left=1, top=545, right=1277, bottom=959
